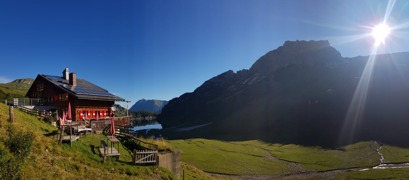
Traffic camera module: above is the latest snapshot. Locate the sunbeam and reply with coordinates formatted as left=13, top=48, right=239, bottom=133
left=383, top=0, right=396, bottom=24
left=338, top=0, right=400, bottom=145
left=338, top=47, right=378, bottom=145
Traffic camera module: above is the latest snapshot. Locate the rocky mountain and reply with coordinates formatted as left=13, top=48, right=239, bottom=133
left=130, top=99, right=168, bottom=114
left=0, top=78, right=34, bottom=101
left=158, top=40, right=409, bottom=148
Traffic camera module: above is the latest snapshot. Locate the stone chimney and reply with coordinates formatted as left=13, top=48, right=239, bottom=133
left=69, top=72, right=77, bottom=86
left=63, top=68, right=69, bottom=81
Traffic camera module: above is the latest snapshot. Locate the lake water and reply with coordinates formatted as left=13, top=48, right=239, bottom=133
left=133, top=122, right=162, bottom=132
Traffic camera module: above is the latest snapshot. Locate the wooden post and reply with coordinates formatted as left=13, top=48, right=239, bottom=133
left=103, top=149, right=107, bottom=163
left=70, top=123, right=72, bottom=147
left=9, top=106, right=14, bottom=123
left=132, top=149, right=136, bottom=164
left=59, top=126, right=64, bottom=144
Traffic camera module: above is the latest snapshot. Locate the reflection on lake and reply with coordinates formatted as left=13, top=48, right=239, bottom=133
left=133, top=122, right=162, bottom=132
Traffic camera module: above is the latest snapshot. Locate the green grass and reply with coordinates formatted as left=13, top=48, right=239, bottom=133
left=266, top=141, right=380, bottom=171
left=0, top=103, right=174, bottom=179
left=334, top=169, right=409, bottom=179
left=170, top=139, right=293, bottom=176
left=170, top=139, right=393, bottom=178
left=180, top=162, right=234, bottom=180
left=381, top=145, right=409, bottom=163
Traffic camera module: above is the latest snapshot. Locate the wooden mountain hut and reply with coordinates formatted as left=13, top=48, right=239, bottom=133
left=26, top=68, right=124, bottom=121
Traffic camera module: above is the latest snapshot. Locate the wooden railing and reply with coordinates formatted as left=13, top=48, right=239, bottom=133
left=91, top=117, right=131, bottom=132
left=16, top=106, right=40, bottom=116
left=112, top=116, right=131, bottom=126
left=116, top=131, right=158, bottom=150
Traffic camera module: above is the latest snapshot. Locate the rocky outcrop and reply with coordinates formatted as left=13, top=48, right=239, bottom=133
left=11, top=78, right=34, bottom=85
left=250, top=40, right=342, bottom=75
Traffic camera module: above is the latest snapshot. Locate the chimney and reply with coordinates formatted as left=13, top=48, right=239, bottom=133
left=63, top=68, right=69, bottom=81
left=69, top=72, right=77, bottom=86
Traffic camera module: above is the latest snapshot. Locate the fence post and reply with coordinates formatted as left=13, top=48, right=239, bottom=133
left=9, top=106, right=14, bottom=123
left=59, top=126, right=64, bottom=144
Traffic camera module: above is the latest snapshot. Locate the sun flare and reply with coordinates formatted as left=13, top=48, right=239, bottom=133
left=372, top=23, right=391, bottom=46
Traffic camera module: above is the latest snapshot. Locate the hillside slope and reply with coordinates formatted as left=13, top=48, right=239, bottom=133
left=0, top=103, right=173, bottom=179
left=159, top=40, right=409, bottom=148
left=0, top=78, right=33, bottom=101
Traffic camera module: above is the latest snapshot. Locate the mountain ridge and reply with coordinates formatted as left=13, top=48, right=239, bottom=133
left=158, top=40, right=409, bottom=148
left=130, top=99, right=168, bottom=114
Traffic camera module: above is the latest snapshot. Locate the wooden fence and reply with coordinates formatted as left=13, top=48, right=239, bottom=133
left=132, top=149, right=158, bottom=164
left=15, top=106, right=53, bottom=117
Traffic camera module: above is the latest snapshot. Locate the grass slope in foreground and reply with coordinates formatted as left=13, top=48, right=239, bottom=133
left=0, top=103, right=173, bottom=179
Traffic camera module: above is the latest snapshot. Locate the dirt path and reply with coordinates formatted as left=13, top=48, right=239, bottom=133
left=262, top=149, right=307, bottom=173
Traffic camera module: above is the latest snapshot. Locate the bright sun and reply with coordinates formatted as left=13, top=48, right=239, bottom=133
left=371, top=23, right=391, bottom=46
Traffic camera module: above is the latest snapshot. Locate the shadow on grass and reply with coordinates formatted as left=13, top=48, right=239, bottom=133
left=117, top=160, right=134, bottom=165
left=115, top=159, right=156, bottom=167
left=90, top=145, right=96, bottom=154
left=44, top=130, right=59, bottom=137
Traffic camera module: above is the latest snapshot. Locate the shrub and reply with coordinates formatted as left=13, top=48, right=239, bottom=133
left=5, top=126, right=34, bottom=160
left=0, top=126, right=34, bottom=179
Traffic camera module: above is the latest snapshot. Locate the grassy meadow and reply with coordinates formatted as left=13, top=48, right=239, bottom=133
left=170, top=139, right=292, bottom=176
left=170, top=139, right=409, bottom=179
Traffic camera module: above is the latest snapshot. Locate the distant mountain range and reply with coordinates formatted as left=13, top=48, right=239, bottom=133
left=130, top=99, right=168, bottom=114
left=0, top=78, right=33, bottom=101
left=158, top=40, right=409, bottom=148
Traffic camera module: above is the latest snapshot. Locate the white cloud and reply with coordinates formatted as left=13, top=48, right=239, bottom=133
left=0, top=76, right=11, bottom=83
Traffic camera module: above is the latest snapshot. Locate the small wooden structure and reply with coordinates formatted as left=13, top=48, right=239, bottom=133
left=99, top=138, right=121, bottom=163
left=59, top=121, right=80, bottom=146
left=99, top=140, right=120, bottom=162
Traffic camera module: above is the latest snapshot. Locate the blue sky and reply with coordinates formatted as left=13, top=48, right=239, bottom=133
left=1, top=0, right=408, bottom=105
